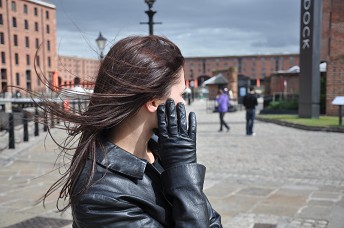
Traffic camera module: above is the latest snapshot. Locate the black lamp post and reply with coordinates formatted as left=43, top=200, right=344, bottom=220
left=96, top=32, right=107, bottom=60
left=140, top=0, right=162, bottom=35
left=190, top=69, right=195, bottom=101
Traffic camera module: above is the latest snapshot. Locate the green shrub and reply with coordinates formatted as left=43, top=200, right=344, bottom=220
left=268, top=100, right=298, bottom=110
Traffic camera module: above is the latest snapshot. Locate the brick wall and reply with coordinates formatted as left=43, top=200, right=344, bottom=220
left=326, top=58, right=344, bottom=115
left=184, top=54, right=299, bottom=82
left=325, top=0, right=344, bottom=115
left=212, top=67, right=238, bottom=100
left=321, top=0, right=331, bottom=61
left=270, top=73, right=299, bottom=95
left=57, top=55, right=99, bottom=88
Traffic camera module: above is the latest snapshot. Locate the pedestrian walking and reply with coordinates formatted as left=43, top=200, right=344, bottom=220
left=39, top=35, right=222, bottom=227
left=216, top=89, right=230, bottom=132
left=243, top=86, right=258, bottom=136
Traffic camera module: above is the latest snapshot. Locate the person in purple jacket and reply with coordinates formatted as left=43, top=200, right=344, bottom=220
left=216, top=89, right=230, bottom=132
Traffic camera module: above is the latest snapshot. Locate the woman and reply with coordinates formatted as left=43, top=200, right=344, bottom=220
left=42, top=35, right=222, bottom=227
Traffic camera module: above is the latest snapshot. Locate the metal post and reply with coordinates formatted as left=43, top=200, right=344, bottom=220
left=140, top=1, right=162, bottom=35
left=78, top=99, right=82, bottom=113
left=147, top=10, right=156, bottom=35
left=339, top=105, right=343, bottom=126
left=72, top=100, right=76, bottom=113
left=50, top=112, right=55, bottom=128
left=43, top=111, right=48, bottom=132
left=56, top=103, right=61, bottom=124
left=34, top=106, right=39, bottom=136
left=8, top=113, right=15, bottom=149
left=23, top=111, right=29, bottom=142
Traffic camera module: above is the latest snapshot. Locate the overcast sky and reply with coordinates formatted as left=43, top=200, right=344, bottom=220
left=47, top=0, right=301, bottom=59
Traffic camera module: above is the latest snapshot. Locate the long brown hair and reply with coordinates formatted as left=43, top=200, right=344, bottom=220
left=41, top=35, right=184, bottom=210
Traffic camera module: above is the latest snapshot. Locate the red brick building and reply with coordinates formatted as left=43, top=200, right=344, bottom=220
left=57, top=53, right=300, bottom=97
left=321, top=0, right=344, bottom=115
left=57, top=55, right=99, bottom=89
left=184, top=54, right=300, bottom=89
left=0, top=0, right=57, bottom=96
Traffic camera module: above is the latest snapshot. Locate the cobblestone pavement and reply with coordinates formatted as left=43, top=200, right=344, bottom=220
left=0, top=99, right=344, bottom=228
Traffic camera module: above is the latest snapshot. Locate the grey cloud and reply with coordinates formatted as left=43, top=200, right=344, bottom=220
left=48, top=0, right=301, bottom=57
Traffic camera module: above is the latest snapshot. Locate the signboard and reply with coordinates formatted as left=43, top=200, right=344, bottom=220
left=332, top=96, right=344, bottom=126
left=239, top=87, right=246, bottom=97
left=332, top=96, right=344, bottom=105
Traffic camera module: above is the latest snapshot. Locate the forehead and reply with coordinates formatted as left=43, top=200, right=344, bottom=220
left=167, top=69, right=185, bottom=94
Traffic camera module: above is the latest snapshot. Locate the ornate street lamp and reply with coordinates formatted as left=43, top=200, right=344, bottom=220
left=140, top=0, right=162, bottom=35
left=96, top=32, right=107, bottom=60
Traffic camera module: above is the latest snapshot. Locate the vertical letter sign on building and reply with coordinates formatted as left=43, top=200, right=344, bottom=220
left=299, top=0, right=322, bottom=118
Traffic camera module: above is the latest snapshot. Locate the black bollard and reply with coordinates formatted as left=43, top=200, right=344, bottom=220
left=56, top=104, right=61, bottom=124
left=50, top=112, right=55, bottom=128
left=72, top=100, right=76, bottom=113
left=34, top=107, right=39, bottom=136
left=8, top=113, right=15, bottom=149
left=43, top=112, right=48, bottom=132
left=23, top=111, right=29, bottom=142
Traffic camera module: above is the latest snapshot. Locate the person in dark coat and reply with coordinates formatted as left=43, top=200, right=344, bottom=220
left=40, top=35, right=222, bottom=227
left=243, top=86, right=258, bottom=136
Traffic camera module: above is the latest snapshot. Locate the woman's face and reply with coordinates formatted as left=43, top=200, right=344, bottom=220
left=167, top=68, right=186, bottom=105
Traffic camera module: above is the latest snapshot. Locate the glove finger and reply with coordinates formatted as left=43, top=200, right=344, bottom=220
left=166, top=99, right=178, bottom=136
left=177, top=102, right=188, bottom=135
left=157, top=104, right=168, bottom=138
left=188, top=112, right=197, bottom=141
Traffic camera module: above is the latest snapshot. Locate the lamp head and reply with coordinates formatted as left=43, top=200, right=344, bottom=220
left=96, top=32, right=107, bottom=52
left=145, top=0, right=156, bottom=8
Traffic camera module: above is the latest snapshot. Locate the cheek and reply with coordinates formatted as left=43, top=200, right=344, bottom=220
left=170, top=93, right=185, bottom=105
left=152, top=114, right=158, bottom=129
left=173, top=95, right=185, bottom=105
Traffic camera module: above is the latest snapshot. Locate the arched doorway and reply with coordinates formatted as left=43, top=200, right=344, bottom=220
left=74, top=77, right=81, bottom=87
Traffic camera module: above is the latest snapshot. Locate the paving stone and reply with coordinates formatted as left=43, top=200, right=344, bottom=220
left=5, top=216, right=72, bottom=228
left=327, top=199, right=344, bottom=228
left=310, top=191, right=342, bottom=201
left=252, top=204, right=299, bottom=217
left=210, top=195, right=261, bottom=215
left=237, top=186, right=275, bottom=197
left=263, top=194, right=307, bottom=208
left=204, top=182, right=241, bottom=198
left=308, top=200, right=335, bottom=207
left=297, top=206, right=332, bottom=220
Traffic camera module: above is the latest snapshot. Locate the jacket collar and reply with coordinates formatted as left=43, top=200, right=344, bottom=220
left=95, top=136, right=159, bottom=180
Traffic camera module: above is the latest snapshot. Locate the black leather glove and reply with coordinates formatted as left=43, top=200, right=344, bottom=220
left=157, top=99, right=197, bottom=169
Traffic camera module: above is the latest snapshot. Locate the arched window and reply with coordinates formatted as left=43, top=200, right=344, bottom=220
left=11, top=1, right=16, bottom=11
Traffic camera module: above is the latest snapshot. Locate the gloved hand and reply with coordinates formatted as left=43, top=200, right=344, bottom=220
left=157, top=99, right=197, bottom=169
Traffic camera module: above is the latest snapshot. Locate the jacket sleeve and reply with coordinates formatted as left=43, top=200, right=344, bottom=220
left=161, top=163, right=222, bottom=228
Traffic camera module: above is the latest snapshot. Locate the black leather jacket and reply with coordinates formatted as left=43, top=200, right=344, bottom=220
left=72, top=139, right=222, bottom=227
